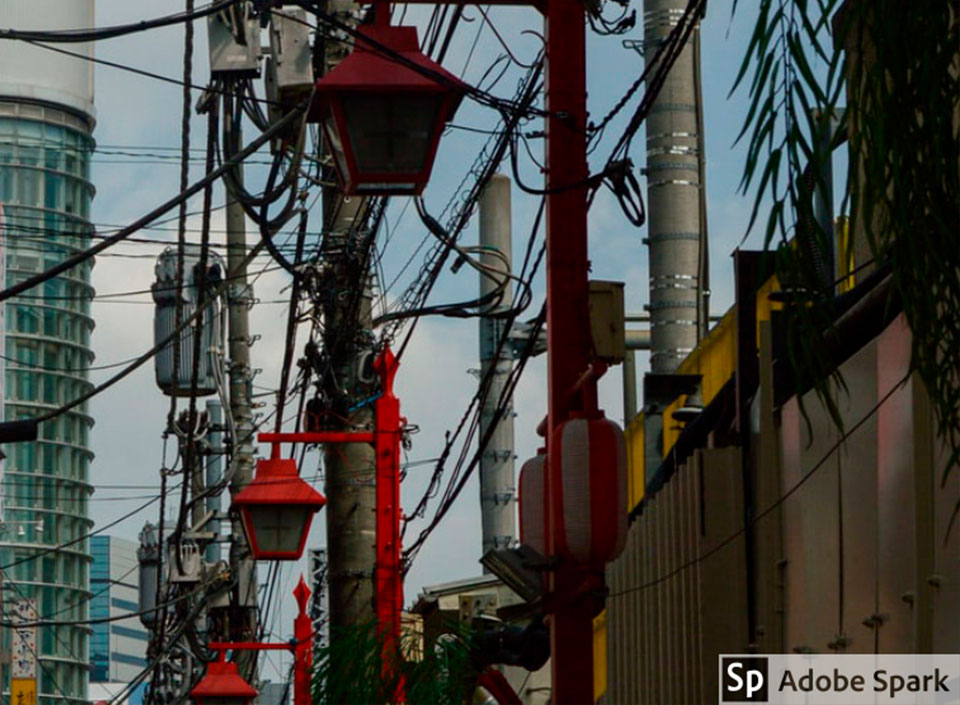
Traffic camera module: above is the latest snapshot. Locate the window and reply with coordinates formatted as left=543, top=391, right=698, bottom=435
left=16, top=306, right=38, bottom=334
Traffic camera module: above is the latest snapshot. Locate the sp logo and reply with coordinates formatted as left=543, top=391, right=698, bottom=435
left=721, top=657, right=769, bottom=703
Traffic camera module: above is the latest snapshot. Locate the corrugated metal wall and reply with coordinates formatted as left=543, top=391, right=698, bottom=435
left=604, top=314, right=960, bottom=703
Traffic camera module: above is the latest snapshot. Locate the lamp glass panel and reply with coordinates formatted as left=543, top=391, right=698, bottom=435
left=341, top=94, right=441, bottom=173
left=248, top=505, right=309, bottom=555
left=323, top=115, right=349, bottom=180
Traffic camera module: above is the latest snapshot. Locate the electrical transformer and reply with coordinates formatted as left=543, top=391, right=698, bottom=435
left=152, top=245, right=224, bottom=397
left=207, top=1, right=262, bottom=78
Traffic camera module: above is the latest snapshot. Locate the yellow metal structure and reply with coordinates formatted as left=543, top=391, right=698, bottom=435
left=625, top=413, right=645, bottom=511
left=660, top=273, right=780, bottom=458
left=835, top=216, right=856, bottom=292
left=662, top=308, right=737, bottom=454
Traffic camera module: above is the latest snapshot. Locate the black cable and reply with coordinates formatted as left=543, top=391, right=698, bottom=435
left=0, top=103, right=305, bottom=305
left=0, top=492, right=172, bottom=570
left=0, top=351, right=143, bottom=373
left=0, top=572, right=205, bottom=629
left=30, top=238, right=266, bottom=426
left=403, top=303, right=546, bottom=568
left=388, top=58, right=544, bottom=359
left=165, top=0, right=198, bottom=587
left=609, top=374, right=909, bottom=599
left=275, top=209, right=309, bottom=431
left=0, top=569, right=79, bottom=701
left=401, top=201, right=544, bottom=543
left=0, top=0, right=238, bottom=43
left=280, top=5, right=550, bottom=119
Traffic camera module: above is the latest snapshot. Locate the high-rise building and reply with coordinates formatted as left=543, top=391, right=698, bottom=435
left=0, top=2, right=97, bottom=703
left=90, top=536, right=149, bottom=684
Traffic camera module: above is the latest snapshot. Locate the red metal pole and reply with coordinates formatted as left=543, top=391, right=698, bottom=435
left=293, top=577, right=313, bottom=705
left=373, top=346, right=404, bottom=698
left=544, top=0, right=596, bottom=702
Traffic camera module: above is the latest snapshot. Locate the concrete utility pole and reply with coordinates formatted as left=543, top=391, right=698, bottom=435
left=224, top=116, right=259, bottom=660
left=319, top=0, right=378, bottom=633
left=643, top=0, right=707, bottom=373
left=477, top=174, right=517, bottom=560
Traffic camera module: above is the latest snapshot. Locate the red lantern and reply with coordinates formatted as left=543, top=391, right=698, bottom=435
left=231, top=458, right=326, bottom=560
left=308, top=24, right=467, bottom=195
left=191, top=660, right=258, bottom=705
left=551, top=412, right=627, bottom=566
left=518, top=451, right=547, bottom=555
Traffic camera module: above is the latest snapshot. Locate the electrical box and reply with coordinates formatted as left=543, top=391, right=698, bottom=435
left=589, top=280, right=626, bottom=364
left=168, top=543, right=202, bottom=583
left=266, top=8, right=314, bottom=110
left=152, top=245, right=225, bottom=397
left=208, top=3, right=262, bottom=78
left=202, top=561, right=231, bottom=609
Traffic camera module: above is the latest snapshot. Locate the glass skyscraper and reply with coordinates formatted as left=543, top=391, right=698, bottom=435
left=0, top=4, right=97, bottom=700
left=0, top=98, right=96, bottom=705
left=90, top=536, right=149, bottom=684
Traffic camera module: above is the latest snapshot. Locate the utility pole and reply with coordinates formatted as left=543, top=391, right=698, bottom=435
left=317, top=0, right=378, bottom=633
left=224, top=113, right=259, bottom=665
left=477, top=174, right=517, bottom=560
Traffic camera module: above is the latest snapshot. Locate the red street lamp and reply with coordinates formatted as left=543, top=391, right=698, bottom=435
left=231, top=457, right=326, bottom=560
left=307, top=7, right=467, bottom=195
left=190, top=659, right=258, bottom=705
left=199, top=579, right=314, bottom=705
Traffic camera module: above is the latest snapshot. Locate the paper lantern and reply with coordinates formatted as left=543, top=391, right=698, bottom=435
left=551, top=412, right=627, bottom=566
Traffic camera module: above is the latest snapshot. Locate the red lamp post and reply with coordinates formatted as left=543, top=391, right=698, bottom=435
left=311, top=0, right=606, bottom=699
left=257, top=346, right=405, bottom=675
left=231, top=456, right=327, bottom=560
left=195, top=578, right=315, bottom=705
left=308, top=7, right=467, bottom=195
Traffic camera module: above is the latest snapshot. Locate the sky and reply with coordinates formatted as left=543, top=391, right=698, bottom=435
left=12, top=0, right=783, bottom=682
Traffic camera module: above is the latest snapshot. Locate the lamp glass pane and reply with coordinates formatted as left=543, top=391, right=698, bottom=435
left=323, top=115, right=349, bottom=180
left=248, top=506, right=309, bottom=555
left=341, top=94, right=441, bottom=173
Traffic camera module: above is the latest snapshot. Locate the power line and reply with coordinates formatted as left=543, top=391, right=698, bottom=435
left=0, top=567, right=80, bottom=701
left=0, top=493, right=171, bottom=571
left=0, top=104, right=305, bottom=305
left=0, top=0, right=238, bottom=43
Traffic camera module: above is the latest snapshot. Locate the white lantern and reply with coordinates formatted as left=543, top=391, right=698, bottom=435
left=552, top=412, right=627, bottom=566
left=519, top=451, right=547, bottom=555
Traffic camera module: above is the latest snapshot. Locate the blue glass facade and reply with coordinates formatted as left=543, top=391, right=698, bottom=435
left=89, top=536, right=149, bottom=685
left=0, top=99, right=96, bottom=704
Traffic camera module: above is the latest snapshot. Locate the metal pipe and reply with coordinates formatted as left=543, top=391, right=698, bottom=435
left=625, top=329, right=652, bottom=349
left=623, top=349, right=638, bottom=423
left=643, top=0, right=703, bottom=374
left=478, top=174, right=517, bottom=559
left=625, top=314, right=721, bottom=323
